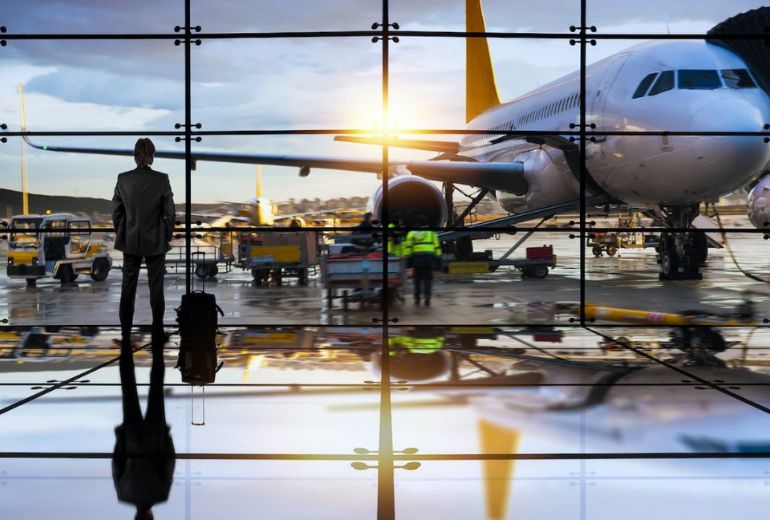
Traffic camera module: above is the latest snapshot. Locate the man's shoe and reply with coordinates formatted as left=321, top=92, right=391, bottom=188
left=415, top=297, right=421, bottom=305
left=425, top=299, right=431, bottom=307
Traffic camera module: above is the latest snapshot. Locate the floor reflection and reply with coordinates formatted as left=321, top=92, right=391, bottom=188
left=2, top=325, right=770, bottom=518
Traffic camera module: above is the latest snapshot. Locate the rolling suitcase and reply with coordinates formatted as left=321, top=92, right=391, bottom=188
left=175, top=252, right=224, bottom=385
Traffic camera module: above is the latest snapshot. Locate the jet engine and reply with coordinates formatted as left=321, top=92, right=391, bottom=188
left=494, top=148, right=580, bottom=214
left=369, top=174, right=448, bottom=227
left=747, top=174, right=770, bottom=228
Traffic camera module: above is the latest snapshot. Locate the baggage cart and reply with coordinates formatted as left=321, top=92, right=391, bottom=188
left=321, top=252, right=405, bottom=310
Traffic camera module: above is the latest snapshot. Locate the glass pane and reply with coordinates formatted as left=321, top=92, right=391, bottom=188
left=191, top=0, right=380, bottom=33
left=392, top=0, right=579, bottom=33
left=2, top=41, right=183, bottom=132
left=0, top=138, right=185, bottom=326
left=191, top=38, right=380, bottom=130
left=2, top=459, right=377, bottom=519
left=4, top=0, right=183, bottom=34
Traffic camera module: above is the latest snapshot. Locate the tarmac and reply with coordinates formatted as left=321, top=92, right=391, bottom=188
left=1, top=232, right=769, bottom=327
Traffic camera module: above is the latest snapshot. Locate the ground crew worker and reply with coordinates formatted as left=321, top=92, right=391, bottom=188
left=387, top=213, right=404, bottom=258
left=404, top=214, right=442, bottom=306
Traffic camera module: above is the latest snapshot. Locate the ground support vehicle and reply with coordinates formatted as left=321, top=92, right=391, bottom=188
left=238, top=232, right=319, bottom=285
left=6, top=213, right=112, bottom=286
left=322, top=252, right=405, bottom=310
left=165, top=243, right=233, bottom=279
left=587, top=213, right=659, bottom=257
left=444, top=245, right=556, bottom=279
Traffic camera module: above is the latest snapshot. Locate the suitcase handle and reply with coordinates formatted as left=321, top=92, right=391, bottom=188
left=191, top=251, right=207, bottom=291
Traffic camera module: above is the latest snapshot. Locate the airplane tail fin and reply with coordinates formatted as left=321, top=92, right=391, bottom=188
left=256, top=165, right=263, bottom=199
left=466, top=0, right=501, bottom=123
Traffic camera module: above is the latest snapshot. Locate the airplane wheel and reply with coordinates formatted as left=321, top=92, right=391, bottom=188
left=606, top=245, right=617, bottom=257
left=692, top=231, right=708, bottom=265
left=592, top=246, right=603, bottom=257
left=252, top=268, right=269, bottom=285
left=660, top=235, right=679, bottom=280
left=195, top=263, right=208, bottom=280
left=90, top=258, right=110, bottom=281
left=58, top=265, right=75, bottom=285
left=26, top=278, right=36, bottom=287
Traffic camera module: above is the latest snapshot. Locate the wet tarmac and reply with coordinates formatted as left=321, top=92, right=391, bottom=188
left=2, top=233, right=769, bottom=327
left=2, top=325, right=770, bottom=519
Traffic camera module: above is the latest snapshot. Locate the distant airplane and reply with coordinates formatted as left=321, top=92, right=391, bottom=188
left=21, top=3, right=770, bottom=279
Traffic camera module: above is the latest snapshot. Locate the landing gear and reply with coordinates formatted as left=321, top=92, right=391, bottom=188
left=657, top=205, right=704, bottom=281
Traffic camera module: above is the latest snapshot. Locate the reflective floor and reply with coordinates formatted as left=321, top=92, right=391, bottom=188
left=2, top=325, right=770, bottom=519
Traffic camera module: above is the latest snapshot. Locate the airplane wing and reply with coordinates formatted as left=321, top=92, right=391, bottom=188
left=23, top=136, right=528, bottom=193
left=334, top=135, right=460, bottom=154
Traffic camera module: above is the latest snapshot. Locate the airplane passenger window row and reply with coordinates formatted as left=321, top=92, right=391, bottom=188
left=632, top=68, right=757, bottom=98
left=465, top=92, right=582, bottom=146
left=515, top=93, right=580, bottom=129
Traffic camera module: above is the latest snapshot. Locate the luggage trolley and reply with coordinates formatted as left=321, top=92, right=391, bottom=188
left=321, top=252, right=405, bottom=311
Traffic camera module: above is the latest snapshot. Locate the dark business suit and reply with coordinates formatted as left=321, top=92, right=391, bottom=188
left=112, top=166, right=175, bottom=341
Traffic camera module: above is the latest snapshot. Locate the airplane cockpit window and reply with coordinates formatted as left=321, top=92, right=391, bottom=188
left=648, top=70, right=675, bottom=96
left=677, top=69, right=721, bottom=90
left=721, top=69, right=757, bottom=89
left=632, top=72, right=658, bottom=98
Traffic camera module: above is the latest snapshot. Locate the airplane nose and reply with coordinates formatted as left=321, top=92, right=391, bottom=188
left=689, top=99, right=765, bottom=133
left=686, top=99, right=770, bottom=194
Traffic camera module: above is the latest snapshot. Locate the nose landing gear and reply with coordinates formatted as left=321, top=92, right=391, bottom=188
left=657, top=205, right=706, bottom=281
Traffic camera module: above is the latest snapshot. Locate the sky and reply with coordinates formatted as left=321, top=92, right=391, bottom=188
left=0, top=0, right=767, bottom=204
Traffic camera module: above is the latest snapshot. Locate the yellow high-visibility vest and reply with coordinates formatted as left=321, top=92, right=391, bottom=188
left=405, top=230, right=442, bottom=256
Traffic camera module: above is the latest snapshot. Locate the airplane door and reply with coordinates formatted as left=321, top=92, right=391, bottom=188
left=591, top=54, right=631, bottom=142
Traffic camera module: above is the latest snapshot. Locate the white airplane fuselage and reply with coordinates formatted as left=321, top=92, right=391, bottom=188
left=461, top=40, right=770, bottom=213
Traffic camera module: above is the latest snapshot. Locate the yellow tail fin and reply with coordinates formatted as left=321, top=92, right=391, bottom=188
left=256, top=165, right=263, bottom=199
left=466, top=0, right=501, bottom=123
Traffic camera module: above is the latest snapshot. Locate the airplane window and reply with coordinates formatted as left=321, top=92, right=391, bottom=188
left=678, top=69, right=721, bottom=90
left=721, top=69, right=757, bottom=89
left=632, top=72, right=658, bottom=99
left=648, top=70, right=674, bottom=96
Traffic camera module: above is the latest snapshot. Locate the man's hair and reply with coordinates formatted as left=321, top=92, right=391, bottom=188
left=134, top=138, right=156, bottom=167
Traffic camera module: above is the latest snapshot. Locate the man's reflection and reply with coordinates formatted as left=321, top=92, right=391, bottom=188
left=113, top=341, right=175, bottom=520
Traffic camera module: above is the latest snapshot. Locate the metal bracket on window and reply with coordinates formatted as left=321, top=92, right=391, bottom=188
left=371, top=22, right=400, bottom=43
left=175, top=39, right=201, bottom=46
left=176, top=123, right=202, bottom=129
left=1, top=26, right=6, bottom=46
left=764, top=123, right=770, bottom=143
left=175, top=136, right=202, bottom=143
left=372, top=317, right=399, bottom=323
left=174, top=26, right=202, bottom=46
left=569, top=25, right=597, bottom=46
left=1, top=123, right=6, bottom=143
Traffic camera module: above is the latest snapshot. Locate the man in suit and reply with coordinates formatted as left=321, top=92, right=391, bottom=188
left=113, top=138, right=175, bottom=345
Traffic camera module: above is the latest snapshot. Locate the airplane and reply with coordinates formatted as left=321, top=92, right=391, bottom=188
left=19, top=2, right=770, bottom=280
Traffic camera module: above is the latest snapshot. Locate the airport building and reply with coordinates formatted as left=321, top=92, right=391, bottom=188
left=2, top=1, right=770, bottom=518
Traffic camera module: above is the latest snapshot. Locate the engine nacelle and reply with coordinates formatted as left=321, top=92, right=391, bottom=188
left=495, top=148, right=580, bottom=214
left=369, top=174, right=448, bottom=227
left=747, top=174, right=770, bottom=228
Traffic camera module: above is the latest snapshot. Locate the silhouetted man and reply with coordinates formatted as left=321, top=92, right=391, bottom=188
left=113, top=138, right=175, bottom=345
left=113, top=341, right=175, bottom=520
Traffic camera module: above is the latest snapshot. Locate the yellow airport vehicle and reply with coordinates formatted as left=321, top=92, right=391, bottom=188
left=587, top=213, right=658, bottom=257
left=238, top=231, right=319, bottom=285
left=6, top=213, right=112, bottom=286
